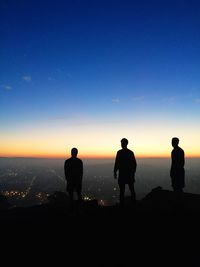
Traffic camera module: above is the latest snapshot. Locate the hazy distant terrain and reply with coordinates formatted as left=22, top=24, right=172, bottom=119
left=0, top=157, right=199, bottom=207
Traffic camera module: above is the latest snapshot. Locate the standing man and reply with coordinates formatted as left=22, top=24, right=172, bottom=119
left=64, top=148, right=83, bottom=205
left=170, top=137, right=185, bottom=193
left=114, top=138, right=137, bottom=205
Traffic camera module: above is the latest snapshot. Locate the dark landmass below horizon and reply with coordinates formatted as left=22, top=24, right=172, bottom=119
left=1, top=186, right=200, bottom=223
left=1, top=186, right=200, bottom=266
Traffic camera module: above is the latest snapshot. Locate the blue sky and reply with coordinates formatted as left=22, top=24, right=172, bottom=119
left=0, top=0, right=200, bottom=157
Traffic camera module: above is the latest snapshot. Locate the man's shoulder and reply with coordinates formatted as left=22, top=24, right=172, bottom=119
left=117, top=149, right=134, bottom=154
left=72, top=157, right=83, bottom=164
left=65, top=158, right=82, bottom=164
left=65, top=157, right=72, bottom=161
left=64, top=158, right=71, bottom=164
left=175, top=147, right=184, bottom=153
left=117, top=149, right=124, bottom=154
left=124, top=148, right=134, bottom=155
left=178, top=147, right=184, bottom=154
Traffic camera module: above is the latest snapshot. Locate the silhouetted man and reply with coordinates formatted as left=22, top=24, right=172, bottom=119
left=170, top=137, right=185, bottom=193
left=64, top=148, right=83, bottom=204
left=114, top=138, right=137, bottom=205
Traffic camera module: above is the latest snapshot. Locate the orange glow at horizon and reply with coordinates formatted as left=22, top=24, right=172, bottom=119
left=1, top=120, right=200, bottom=159
left=1, top=141, right=200, bottom=158
left=0, top=150, right=200, bottom=159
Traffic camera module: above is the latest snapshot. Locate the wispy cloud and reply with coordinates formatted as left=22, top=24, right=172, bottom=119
left=22, top=75, right=32, bottom=82
left=112, top=98, right=120, bottom=103
left=132, top=96, right=145, bottom=101
left=195, top=98, right=200, bottom=104
left=1, top=85, right=12, bottom=90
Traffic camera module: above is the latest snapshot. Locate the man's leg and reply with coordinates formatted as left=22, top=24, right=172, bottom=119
left=69, top=191, right=74, bottom=202
left=77, top=190, right=82, bottom=202
left=119, top=183, right=125, bottom=206
left=173, top=186, right=183, bottom=201
left=68, top=187, right=74, bottom=211
left=128, top=183, right=136, bottom=202
left=67, top=183, right=74, bottom=201
left=75, top=185, right=83, bottom=214
left=76, top=183, right=82, bottom=201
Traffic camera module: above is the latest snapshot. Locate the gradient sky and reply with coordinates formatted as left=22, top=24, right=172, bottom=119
left=0, top=0, right=200, bottom=158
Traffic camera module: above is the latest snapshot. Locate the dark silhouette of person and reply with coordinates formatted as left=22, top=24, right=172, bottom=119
left=64, top=148, right=83, bottom=204
left=114, top=138, right=137, bottom=205
left=170, top=137, right=185, bottom=193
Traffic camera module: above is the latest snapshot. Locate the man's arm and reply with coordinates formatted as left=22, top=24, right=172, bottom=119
left=181, top=150, right=185, bottom=168
left=80, top=160, right=83, bottom=179
left=114, top=152, right=119, bottom=179
left=64, top=160, right=68, bottom=180
left=132, top=152, right=137, bottom=173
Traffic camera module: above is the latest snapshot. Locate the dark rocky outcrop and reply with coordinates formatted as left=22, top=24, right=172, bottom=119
left=1, top=187, right=200, bottom=224
left=1, top=188, right=200, bottom=266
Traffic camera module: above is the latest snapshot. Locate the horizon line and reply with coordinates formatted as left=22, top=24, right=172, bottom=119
left=0, top=156, right=200, bottom=160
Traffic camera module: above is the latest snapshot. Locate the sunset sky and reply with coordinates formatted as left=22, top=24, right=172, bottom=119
left=0, top=0, right=200, bottom=158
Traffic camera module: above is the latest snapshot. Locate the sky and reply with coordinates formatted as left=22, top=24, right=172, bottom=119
left=0, top=0, right=200, bottom=158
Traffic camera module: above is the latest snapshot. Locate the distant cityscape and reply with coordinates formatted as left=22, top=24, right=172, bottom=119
left=0, top=157, right=200, bottom=207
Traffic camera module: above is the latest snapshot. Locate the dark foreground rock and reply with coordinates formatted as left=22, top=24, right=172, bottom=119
left=0, top=187, right=200, bottom=266
left=1, top=186, right=200, bottom=224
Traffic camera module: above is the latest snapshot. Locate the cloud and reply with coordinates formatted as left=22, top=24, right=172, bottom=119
left=1, top=85, right=12, bottom=90
left=4, top=85, right=12, bottom=90
left=22, top=75, right=32, bottom=82
left=195, top=98, right=200, bottom=104
left=132, top=96, right=145, bottom=101
left=112, top=98, right=120, bottom=103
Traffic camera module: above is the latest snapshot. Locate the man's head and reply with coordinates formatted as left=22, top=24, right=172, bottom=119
left=121, top=138, right=128, bottom=149
left=71, top=147, right=78, bottom=157
left=172, top=137, right=179, bottom=148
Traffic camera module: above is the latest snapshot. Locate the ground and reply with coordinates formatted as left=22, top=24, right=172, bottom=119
left=0, top=187, right=199, bottom=266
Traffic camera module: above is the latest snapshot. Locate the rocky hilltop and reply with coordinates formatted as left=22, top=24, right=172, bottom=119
left=1, top=187, right=200, bottom=266
left=1, top=186, right=200, bottom=224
